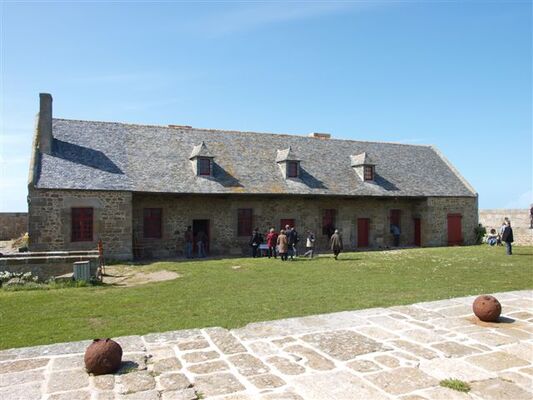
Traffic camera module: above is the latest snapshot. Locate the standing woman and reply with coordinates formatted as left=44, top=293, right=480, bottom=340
left=502, top=220, right=514, bottom=255
left=277, top=229, right=289, bottom=261
left=330, top=229, right=343, bottom=260
left=266, top=228, right=278, bottom=258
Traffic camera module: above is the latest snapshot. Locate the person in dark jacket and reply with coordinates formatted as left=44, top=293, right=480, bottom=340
left=390, top=224, right=401, bottom=247
left=250, top=227, right=262, bottom=258
left=287, top=227, right=299, bottom=260
left=501, top=221, right=514, bottom=255
left=330, top=229, right=343, bottom=260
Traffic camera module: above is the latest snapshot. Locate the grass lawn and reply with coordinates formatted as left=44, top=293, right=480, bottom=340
left=1, top=246, right=532, bottom=350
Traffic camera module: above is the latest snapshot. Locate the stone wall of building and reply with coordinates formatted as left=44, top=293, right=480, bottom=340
left=132, top=194, right=479, bottom=258
left=0, top=212, right=28, bottom=240
left=418, top=196, right=479, bottom=246
left=26, top=189, right=479, bottom=261
left=28, top=188, right=133, bottom=259
left=479, top=208, right=533, bottom=246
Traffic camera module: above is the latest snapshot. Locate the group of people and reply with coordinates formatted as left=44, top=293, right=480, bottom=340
left=182, top=226, right=208, bottom=259
left=249, top=225, right=345, bottom=260
left=249, top=225, right=300, bottom=261
left=486, top=218, right=514, bottom=255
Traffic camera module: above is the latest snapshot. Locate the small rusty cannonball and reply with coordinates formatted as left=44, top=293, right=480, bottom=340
left=473, top=295, right=502, bottom=322
left=84, top=338, right=122, bottom=375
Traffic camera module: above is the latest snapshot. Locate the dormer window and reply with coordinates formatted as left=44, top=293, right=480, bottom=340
left=350, top=152, right=376, bottom=182
left=190, top=141, right=215, bottom=177
left=198, top=158, right=211, bottom=176
left=288, top=161, right=299, bottom=178
left=364, top=165, right=374, bottom=181
left=276, top=146, right=301, bottom=179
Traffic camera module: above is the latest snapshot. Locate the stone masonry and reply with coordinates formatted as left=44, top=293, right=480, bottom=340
left=27, top=189, right=477, bottom=260
left=133, top=193, right=477, bottom=258
left=28, top=188, right=132, bottom=259
left=0, top=212, right=28, bottom=240
left=479, top=209, right=533, bottom=246
left=0, top=290, right=531, bottom=399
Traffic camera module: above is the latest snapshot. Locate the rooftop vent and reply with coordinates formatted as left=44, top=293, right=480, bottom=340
left=309, top=132, right=331, bottom=140
left=168, top=124, right=192, bottom=129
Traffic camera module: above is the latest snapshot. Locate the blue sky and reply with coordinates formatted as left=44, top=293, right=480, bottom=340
left=1, top=1, right=531, bottom=211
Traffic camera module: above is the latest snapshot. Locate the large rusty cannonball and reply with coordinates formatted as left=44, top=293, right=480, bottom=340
left=473, top=295, right=502, bottom=322
left=84, top=338, right=122, bottom=375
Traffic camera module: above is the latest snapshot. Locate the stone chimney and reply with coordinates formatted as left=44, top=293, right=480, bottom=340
left=309, top=132, right=331, bottom=140
left=37, top=93, right=53, bottom=154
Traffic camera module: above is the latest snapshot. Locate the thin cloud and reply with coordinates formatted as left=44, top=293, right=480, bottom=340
left=63, top=72, right=156, bottom=84
left=505, top=189, right=533, bottom=209
left=184, top=2, right=378, bottom=37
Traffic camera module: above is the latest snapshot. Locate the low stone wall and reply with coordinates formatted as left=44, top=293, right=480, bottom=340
left=479, top=208, right=533, bottom=245
left=0, top=212, right=28, bottom=240
left=0, top=252, right=99, bottom=280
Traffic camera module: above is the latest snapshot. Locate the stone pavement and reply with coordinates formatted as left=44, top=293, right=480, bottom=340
left=0, top=290, right=531, bottom=400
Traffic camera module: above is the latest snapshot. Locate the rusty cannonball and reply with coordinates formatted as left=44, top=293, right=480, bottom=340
left=473, top=295, right=502, bottom=322
left=84, top=338, right=122, bottom=375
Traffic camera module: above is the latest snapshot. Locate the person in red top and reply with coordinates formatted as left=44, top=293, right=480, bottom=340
left=266, top=227, right=278, bottom=259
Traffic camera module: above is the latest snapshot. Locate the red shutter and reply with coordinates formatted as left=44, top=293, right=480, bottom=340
left=144, top=208, right=162, bottom=238
left=364, top=166, right=374, bottom=181
left=198, top=158, right=211, bottom=176
left=71, top=208, right=93, bottom=242
left=237, top=209, right=253, bottom=236
left=287, top=162, right=298, bottom=178
left=357, top=218, right=370, bottom=247
left=414, top=218, right=421, bottom=246
left=322, top=209, right=336, bottom=236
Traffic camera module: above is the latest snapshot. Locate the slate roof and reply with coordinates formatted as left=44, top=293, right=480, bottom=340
left=34, top=118, right=477, bottom=197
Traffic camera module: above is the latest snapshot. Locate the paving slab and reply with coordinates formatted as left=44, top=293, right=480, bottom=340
left=291, top=371, right=390, bottom=400
left=365, top=367, right=438, bottom=395
left=0, top=289, right=531, bottom=399
left=470, top=378, right=533, bottom=400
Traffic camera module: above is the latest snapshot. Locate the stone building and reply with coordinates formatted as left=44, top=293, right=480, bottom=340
left=27, top=94, right=478, bottom=260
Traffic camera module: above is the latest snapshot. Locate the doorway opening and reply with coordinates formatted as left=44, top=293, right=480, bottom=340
left=193, top=219, right=210, bottom=253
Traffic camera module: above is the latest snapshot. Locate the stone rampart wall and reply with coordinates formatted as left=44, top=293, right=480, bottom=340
left=479, top=208, right=533, bottom=246
left=0, top=213, right=28, bottom=240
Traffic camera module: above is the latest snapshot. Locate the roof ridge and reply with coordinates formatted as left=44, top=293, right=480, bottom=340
left=52, top=118, right=433, bottom=148
left=429, top=146, right=477, bottom=197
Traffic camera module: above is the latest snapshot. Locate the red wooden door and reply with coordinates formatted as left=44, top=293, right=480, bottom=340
left=357, top=218, right=370, bottom=248
left=413, top=218, right=421, bottom=246
left=447, top=214, right=463, bottom=246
